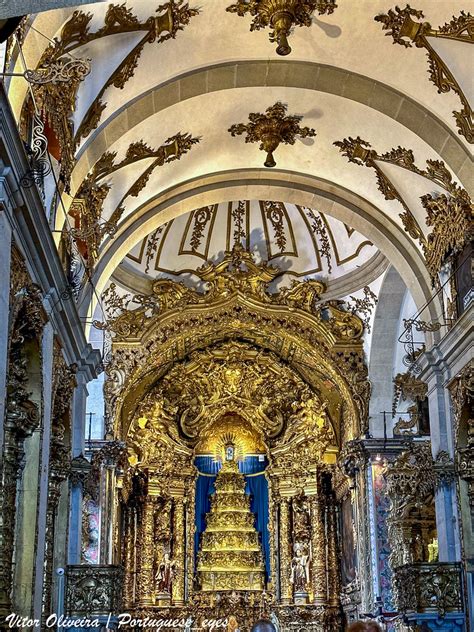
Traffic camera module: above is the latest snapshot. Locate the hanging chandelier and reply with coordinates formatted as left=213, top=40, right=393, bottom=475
left=226, top=0, right=338, bottom=55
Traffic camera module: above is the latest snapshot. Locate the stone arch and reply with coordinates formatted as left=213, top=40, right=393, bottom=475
left=72, top=61, right=471, bottom=193
left=368, top=265, right=408, bottom=438
left=82, top=171, right=440, bottom=332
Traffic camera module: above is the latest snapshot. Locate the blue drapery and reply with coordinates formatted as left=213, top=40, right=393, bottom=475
left=194, top=456, right=270, bottom=579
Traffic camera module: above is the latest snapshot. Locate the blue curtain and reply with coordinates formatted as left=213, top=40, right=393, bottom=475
left=245, top=473, right=270, bottom=578
left=194, top=456, right=270, bottom=579
left=194, top=457, right=219, bottom=561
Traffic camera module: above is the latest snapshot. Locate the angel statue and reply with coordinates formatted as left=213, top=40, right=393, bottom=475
left=155, top=551, right=176, bottom=594
left=290, top=543, right=311, bottom=594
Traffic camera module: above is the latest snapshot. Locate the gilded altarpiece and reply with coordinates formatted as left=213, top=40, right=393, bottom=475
left=97, top=247, right=373, bottom=631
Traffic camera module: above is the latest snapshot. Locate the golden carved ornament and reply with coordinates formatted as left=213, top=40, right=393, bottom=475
left=69, top=133, right=199, bottom=271
left=334, top=136, right=473, bottom=283
left=129, top=340, right=322, bottom=450
left=375, top=5, right=473, bottom=142
left=273, top=392, right=336, bottom=464
left=196, top=414, right=266, bottom=457
left=334, top=137, right=425, bottom=243
left=227, top=1, right=337, bottom=56
left=9, top=247, right=47, bottom=338
left=392, top=371, right=428, bottom=417
left=25, top=2, right=199, bottom=191
left=97, top=245, right=341, bottom=341
left=421, top=192, right=474, bottom=284
left=100, top=248, right=366, bottom=440
left=228, top=102, right=316, bottom=167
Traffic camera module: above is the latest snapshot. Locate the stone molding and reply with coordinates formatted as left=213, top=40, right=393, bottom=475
left=80, top=170, right=436, bottom=332
left=72, top=61, right=472, bottom=197
left=0, top=84, right=101, bottom=379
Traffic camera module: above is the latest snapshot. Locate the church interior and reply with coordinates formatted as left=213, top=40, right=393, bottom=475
left=0, top=1, right=472, bottom=631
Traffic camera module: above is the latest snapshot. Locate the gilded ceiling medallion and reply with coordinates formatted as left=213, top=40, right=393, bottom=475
left=228, top=102, right=316, bottom=167
left=226, top=0, right=338, bottom=55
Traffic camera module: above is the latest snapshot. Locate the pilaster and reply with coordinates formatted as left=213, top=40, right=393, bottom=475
left=279, top=498, right=292, bottom=604
left=172, top=498, right=185, bottom=606
left=139, top=498, right=155, bottom=607
left=32, top=321, right=54, bottom=624
left=310, top=494, right=327, bottom=605
left=0, top=203, right=12, bottom=455
left=426, top=372, right=461, bottom=562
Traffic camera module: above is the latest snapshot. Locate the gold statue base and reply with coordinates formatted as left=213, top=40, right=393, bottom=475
left=155, top=592, right=171, bottom=607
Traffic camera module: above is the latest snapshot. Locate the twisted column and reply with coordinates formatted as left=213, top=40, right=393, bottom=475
left=123, top=507, right=135, bottom=608
left=279, top=498, right=292, bottom=604
left=139, top=499, right=155, bottom=606
left=326, top=497, right=340, bottom=607
left=310, top=495, right=327, bottom=605
left=172, top=498, right=185, bottom=606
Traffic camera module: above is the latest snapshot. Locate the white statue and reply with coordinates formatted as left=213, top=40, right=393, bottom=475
left=290, top=543, right=311, bottom=593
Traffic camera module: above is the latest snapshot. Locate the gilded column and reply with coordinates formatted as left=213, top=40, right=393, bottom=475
left=123, top=507, right=135, bottom=608
left=139, top=498, right=155, bottom=606
left=185, top=481, right=196, bottom=602
left=267, top=477, right=277, bottom=594
left=310, top=494, right=327, bottom=605
left=326, top=497, right=340, bottom=607
left=172, top=498, right=185, bottom=606
left=279, top=498, right=292, bottom=604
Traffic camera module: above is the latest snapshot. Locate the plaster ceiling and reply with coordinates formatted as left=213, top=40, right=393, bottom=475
left=5, top=0, right=472, bottom=318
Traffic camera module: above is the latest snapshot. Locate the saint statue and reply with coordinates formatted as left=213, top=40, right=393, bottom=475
left=155, top=552, right=176, bottom=594
left=428, top=537, right=439, bottom=563
left=290, top=544, right=311, bottom=593
left=411, top=533, right=424, bottom=562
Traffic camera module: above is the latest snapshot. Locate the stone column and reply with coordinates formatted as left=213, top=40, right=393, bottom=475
left=310, top=494, right=327, bottom=605
left=32, top=322, right=54, bottom=624
left=139, top=498, right=155, bottom=607
left=71, top=371, right=88, bottom=458
left=68, top=455, right=90, bottom=563
left=172, top=498, right=185, bottom=606
left=68, top=370, right=88, bottom=564
left=0, top=206, right=12, bottom=455
left=42, top=358, right=76, bottom=620
left=427, top=374, right=461, bottom=562
left=279, top=498, right=292, bottom=604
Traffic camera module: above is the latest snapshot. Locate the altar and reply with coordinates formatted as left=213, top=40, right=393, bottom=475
left=102, top=250, right=370, bottom=631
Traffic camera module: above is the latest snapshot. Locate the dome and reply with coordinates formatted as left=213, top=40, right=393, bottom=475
left=116, top=200, right=385, bottom=295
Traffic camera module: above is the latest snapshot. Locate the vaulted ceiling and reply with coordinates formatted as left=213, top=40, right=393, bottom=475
left=4, top=0, right=473, bottom=323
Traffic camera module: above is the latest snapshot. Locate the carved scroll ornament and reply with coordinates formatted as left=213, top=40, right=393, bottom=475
left=375, top=5, right=473, bottom=142
left=334, top=137, right=473, bottom=284
left=26, top=1, right=199, bottom=190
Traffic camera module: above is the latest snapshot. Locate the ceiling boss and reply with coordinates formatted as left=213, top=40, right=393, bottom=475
left=228, top=102, right=316, bottom=167
left=226, top=0, right=338, bottom=55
